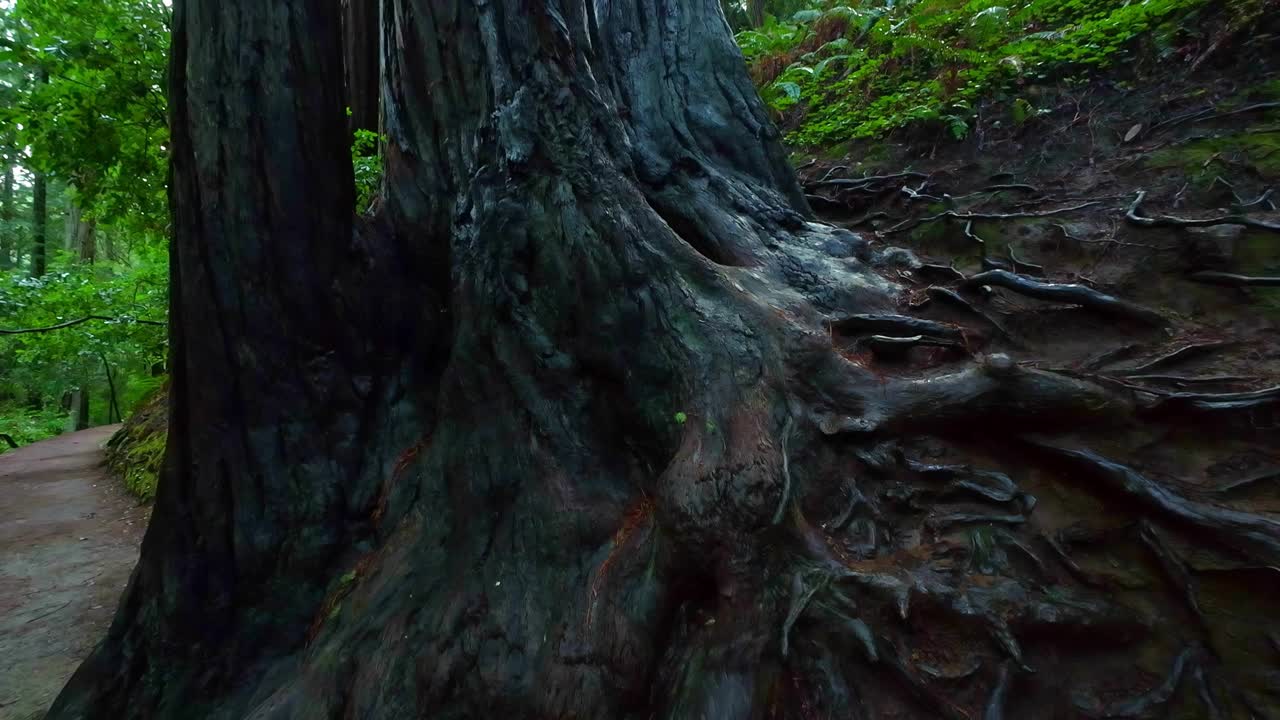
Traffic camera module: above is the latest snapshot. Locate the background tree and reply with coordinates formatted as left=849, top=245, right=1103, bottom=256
left=47, top=2, right=1280, bottom=720
left=0, top=0, right=169, bottom=445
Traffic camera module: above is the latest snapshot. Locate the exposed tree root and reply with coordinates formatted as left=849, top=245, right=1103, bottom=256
left=884, top=201, right=1103, bottom=235
left=1126, top=190, right=1280, bottom=233
left=961, top=269, right=1167, bottom=326
left=901, top=457, right=1024, bottom=505
left=1213, top=469, right=1279, bottom=495
left=918, top=287, right=1017, bottom=341
left=983, top=662, right=1012, bottom=720
left=1071, top=647, right=1194, bottom=718
left=805, top=171, right=928, bottom=192
left=1024, top=443, right=1280, bottom=563
left=0, top=433, right=16, bottom=449
left=1137, top=521, right=1209, bottom=634
left=814, top=354, right=1133, bottom=436
left=828, top=313, right=966, bottom=342
left=1187, top=271, right=1280, bottom=287
left=1145, top=385, right=1280, bottom=414
left=1121, top=341, right=1236, bottom=375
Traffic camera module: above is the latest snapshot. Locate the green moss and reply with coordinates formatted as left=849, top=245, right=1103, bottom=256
left=120, top=430, right=165, bottom=500
left=1146, top=129, right=1280, bottom=180
left=104, top=384, right=168, bottom=501
left=740, top=0, right=1233, bottom=145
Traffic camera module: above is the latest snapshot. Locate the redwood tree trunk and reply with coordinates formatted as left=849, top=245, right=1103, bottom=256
left=49, top=2, right=1280, bottom=719
left=342, top=0, right=379, bottom=135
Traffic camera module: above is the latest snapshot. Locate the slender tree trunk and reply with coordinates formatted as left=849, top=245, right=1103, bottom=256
left=30, top=70, right=49, bottom=278
left=0, top=163, right=13, bottom=270
left=64, top=192, right=97, bottom=261
left=30, top=172, right=47, bottom=278
left=342, top=0, right=379, bottom=135
left=65, top=191, right=97, bottom=429
left=749, top=0, right=766, bottom=27
left=49, top=2, right=1280, bottom=719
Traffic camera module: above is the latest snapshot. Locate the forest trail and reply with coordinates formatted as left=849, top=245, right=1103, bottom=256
left=0, top=426, right=147, bottom=720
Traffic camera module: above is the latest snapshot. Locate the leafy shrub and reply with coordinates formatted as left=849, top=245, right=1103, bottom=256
left=0, top=404, right=67, bottom=452
left=352, top=127, right=385, bottom=213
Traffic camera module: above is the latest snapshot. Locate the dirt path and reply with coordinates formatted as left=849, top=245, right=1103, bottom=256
left=0, top=426, right=147, bottom=720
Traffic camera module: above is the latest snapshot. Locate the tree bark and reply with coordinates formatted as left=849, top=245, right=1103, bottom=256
left=30, top=70, right=49, bottom=278
left=341, top=0, right=379, bottom=135
left=66, top=190, right=96, bottom=430
left=30, top=171, right=47, bottom=278
left=49, top=2, right=1280, bottom=719
left=0, top=163, right=13, bottom=270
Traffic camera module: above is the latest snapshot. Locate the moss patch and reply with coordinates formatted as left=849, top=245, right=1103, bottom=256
left=1145, top=128, right=1280, bottom=181
left=104, top=384, right=168, bottom=501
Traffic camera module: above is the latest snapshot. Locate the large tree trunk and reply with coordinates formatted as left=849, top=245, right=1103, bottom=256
left=342, top=0, right=379, bottom=135
left=50, top=2, right=1279, bottom=719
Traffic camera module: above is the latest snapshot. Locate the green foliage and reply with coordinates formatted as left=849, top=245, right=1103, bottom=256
left=1, top=243, right=169, bottom=420
left=737, top=0, right=1225, bottom=145
left=351, top=127, right=384, bottom=213
left=0, top=0, right=171, bottom=234
left=0, top=402, right=64, bottom=451
left=0, top=0, right=170, bottom=457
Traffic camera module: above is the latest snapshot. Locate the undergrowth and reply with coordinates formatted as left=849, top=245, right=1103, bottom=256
left=0, top=404, right=66, bottom=452
left=737, top=0, right=1265, bottom=146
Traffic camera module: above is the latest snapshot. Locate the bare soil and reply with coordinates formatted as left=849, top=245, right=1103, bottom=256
left=0, top=426, right=147, bottom=720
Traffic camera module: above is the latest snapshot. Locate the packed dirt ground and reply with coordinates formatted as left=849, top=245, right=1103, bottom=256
left=0, top=427, right=146, bottom=720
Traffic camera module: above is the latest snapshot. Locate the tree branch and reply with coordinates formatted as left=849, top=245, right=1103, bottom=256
left=0, top=315, right=166, bottom=336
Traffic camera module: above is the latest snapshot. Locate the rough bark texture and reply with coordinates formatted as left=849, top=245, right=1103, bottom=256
left=49, top=2, right=1280, bottom=720
left=342, top=0, right=379, bottom=135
